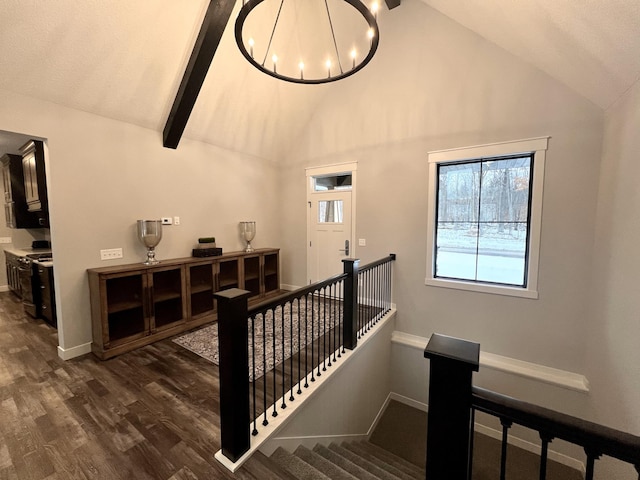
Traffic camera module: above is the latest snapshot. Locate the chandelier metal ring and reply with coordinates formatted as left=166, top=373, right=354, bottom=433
left=235, top=0, right=380, bottom=85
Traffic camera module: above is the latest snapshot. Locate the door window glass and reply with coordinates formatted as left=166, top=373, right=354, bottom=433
left=318, top=200, right=344, bottom=223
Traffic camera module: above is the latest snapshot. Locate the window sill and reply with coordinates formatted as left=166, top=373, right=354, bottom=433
left=424, top=277, right=539, bottom=299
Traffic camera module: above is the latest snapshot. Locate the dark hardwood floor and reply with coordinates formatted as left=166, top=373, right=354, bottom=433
left=0, top=291, right=296, bottom=479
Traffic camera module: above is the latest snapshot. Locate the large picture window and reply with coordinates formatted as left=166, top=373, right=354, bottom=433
left=426, top=137, right=548, bottom=298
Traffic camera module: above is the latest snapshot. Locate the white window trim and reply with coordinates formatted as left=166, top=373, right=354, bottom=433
left=425, top=137, right=549, bottom=299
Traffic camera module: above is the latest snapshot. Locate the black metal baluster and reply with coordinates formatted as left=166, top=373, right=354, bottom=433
left=341, top=279, right=346, bottom=355
left=373, top=266, right=378, bottom=325
left=304, top=294, right=310, bottom=387
left=251, top=314, right=258, bottom=436
left=539, top=432, right=553, bottom=480
left=332, top=282, right=337, bottom=363
left=584, top=448, right=600, bottom=480
left=288, top=301, right=294, bottom=402
left=635, top=463, right=640, bottom=480
left=386, top=259, right=391, bottom=313
left=468, top=408, right=475, bottom=480
left=363, top=269, right=368, bottom=332
left=500, top=418, right=512, bottom=480
left=262, top=312, right=268, bottom=426
left=281, top=304, right=286, bottom=409
left=357, top=272, right=362, bottom=339
left=311, top=292, right=316, bottom=382
left=371, top=266, right=376, bottom=326
left=296, top=297, right=302, bottom=395
left=322, top=287, right=327, bottom=372
left=327, top=284, right=333, bottom=367
left=272, top=307, right=278, bottom=417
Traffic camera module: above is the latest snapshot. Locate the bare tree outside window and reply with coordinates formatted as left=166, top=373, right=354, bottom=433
left=435, top=155, right=533, bottom=286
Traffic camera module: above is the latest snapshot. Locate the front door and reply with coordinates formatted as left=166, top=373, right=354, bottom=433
left=307, top=173, right=355, bottom=284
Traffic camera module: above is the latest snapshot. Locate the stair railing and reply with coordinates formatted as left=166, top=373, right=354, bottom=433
left=215, top=254, right=396, bottom=464
left=424, top=333, right=640, bottom=480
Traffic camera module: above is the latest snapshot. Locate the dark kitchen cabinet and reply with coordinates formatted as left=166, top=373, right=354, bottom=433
left=1, top=153, right=41, bottom=228
left=35, top=262, right=56, bottom=327
left=19, top=140, right=49, bottom=227
left=5, top=250, right=22, bottom=297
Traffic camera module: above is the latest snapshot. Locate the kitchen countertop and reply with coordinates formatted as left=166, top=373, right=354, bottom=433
left=34, top=260, right=53, bottom=268
left=4, top=247, right=52, bottom=258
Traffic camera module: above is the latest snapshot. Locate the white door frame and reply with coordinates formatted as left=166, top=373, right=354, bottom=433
left=306, top=162, right=357, bottom=284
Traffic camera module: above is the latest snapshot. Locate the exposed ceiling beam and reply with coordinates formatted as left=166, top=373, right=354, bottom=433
left=385, top=0, right=401, bottom=9
left=163, top=0, right=236, bottom=149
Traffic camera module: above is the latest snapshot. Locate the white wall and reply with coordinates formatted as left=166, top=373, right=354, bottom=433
left=0, top=89, right=281, bottom=356
left=281, top=0, right=602, bottom=379
left=585, top=78, right=640, bottom=478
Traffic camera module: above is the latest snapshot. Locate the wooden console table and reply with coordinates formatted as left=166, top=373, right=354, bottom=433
left=88, top=248, right=280, bottom=360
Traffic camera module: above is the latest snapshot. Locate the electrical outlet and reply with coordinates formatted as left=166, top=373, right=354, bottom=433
left=174, top=216, right=180, bottom=225
left=358, top=238, right=366, bottom=246
left=100, top=248, right=123, bottom=260
left=161, top=217, right=172, bottom=225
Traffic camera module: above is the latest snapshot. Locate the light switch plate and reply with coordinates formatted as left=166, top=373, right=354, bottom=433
left=358, top=238, right=366, bottom=246
left=0, top=237, right=12, bottom=244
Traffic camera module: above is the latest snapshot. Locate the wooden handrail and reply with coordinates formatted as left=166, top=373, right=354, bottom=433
left=358, top=253, right=397, bottom=273
left=472, top=386, right=640, bottom=468
left=248, top=272, right=348, bottom=316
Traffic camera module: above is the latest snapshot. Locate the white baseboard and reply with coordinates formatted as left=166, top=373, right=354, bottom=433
left=390, top=331, right=589, bottom=393
left=57, top=342, right=92, bottom=360
left=0, top=285, right=9, bottom=292
left=280, top=284, right=300, bottom=291
left=389, top=392, right=428, bottom=412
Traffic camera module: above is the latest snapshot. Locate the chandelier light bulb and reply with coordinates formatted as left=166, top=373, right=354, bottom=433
left=248, top=37, right=254, bottom=58
left=371, top=1, right=379, bottom=18
left=299, top=61, right=304, bottom=79
left=272, top=54, right=278, bottom=72
left=351, top=49, right=357, bottom=69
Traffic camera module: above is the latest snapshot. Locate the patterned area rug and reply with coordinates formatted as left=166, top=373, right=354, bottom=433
left=173, top=298, right=342, bottom=381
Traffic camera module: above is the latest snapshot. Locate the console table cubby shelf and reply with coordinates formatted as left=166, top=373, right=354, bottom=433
left=88, top=248, right=280, bottom=360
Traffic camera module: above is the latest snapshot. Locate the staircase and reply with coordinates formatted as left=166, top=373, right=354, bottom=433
left=270, top=440, right=426, bottom=480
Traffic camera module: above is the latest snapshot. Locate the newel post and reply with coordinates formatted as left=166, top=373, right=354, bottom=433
left=342, top=258, right=360, bottom=350
left=214, top=288, right=252, bottom=463
left=424, top=333, right=480, bottom=480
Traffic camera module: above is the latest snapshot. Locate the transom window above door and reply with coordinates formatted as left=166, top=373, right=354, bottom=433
left=313, top=174, right=352, bottom=191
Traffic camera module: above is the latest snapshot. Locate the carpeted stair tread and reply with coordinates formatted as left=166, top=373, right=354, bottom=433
left=328, top=443, right=403, bottom=480
left=247, top=451, right=300, bottom=480
left=271, top=447, right=331, bottom=480
left=294, top=445, right=359, bottom=480
left=341, top=442, right=416, bottom=480
left=313, top=444, right=380, bottom=480
left=354, top=441, right=425, bottom=479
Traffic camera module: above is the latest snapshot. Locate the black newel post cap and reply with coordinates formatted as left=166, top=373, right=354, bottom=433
left=424, top=333, right=480, bottom=371
left=214, top=288, right=252, bottom=302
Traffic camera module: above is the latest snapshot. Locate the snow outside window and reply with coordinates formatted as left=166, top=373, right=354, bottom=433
left=426, top=137, right=548, bottom=299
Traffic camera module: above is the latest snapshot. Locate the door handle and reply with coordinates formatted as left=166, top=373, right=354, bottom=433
left=338, top=239, right=350, bottom=256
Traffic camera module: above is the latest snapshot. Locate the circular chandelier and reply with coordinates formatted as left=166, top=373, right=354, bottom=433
left=235, top=0, right=380, bottom=84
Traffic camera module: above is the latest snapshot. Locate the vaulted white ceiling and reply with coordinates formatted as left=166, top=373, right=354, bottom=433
left=0, top=0, right=639, bottom=157
left=419, top=0, right=640, bottom=110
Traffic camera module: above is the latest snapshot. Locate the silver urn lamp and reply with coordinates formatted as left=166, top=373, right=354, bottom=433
left=240, top=221, right=256, bottom=253
left=137, top=220, right=163, bottom=265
